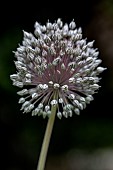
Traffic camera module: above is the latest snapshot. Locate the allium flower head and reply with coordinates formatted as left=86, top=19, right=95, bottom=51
left=10, top=18, right=106, bottom=119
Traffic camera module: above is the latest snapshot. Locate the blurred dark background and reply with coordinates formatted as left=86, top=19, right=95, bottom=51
left=0, top=0, right=113, bottom=170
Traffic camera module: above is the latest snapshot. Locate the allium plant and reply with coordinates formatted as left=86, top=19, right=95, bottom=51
left=10, top=18, right=106, bottom=170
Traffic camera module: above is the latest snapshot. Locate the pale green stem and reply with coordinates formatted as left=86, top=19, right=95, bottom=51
left=37, top=93, right=57, bottom=170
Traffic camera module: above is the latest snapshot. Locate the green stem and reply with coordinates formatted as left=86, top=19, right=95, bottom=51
left=37, top=94, right=57, bottom=170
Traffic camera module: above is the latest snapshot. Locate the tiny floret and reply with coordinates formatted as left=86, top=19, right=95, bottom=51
left=51, top=100, right=58, bottom=106
left=10, top=18, right=106, bottom=118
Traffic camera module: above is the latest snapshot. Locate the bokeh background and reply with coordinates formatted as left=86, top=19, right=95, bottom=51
left=0, top=0, right=113, bottom=169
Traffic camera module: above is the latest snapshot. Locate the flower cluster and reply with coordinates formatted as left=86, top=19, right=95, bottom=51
left=10, top=18, right=106, bottom=119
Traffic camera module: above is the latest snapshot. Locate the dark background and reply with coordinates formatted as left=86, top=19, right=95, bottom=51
left=0, top=0, right=113, bottom=170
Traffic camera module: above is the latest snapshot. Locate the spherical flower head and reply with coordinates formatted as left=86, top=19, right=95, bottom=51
left=10, top=18, right=106, bottom=119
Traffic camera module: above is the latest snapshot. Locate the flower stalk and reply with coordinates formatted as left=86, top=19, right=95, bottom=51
left=37, top=92, right=58, bottom=170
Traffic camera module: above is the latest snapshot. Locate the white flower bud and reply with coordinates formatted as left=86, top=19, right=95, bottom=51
left=63, top=24, right=68, bottom=32
left=18, top=97, right=25, bottom=103
left=17, top=46, right=25, bottom=53
left=10, top=74, right=18, bottom=80
left=47, top=110, right=51, bottom=116
left=32, top=93, right=38, bottom=99
left=57, top=112, right=62, bottom=119
left=69, top=20, right=76, bottom=29
left=23, top=31, right=32, bottom=39
left=68, top=94, right=75, bottom=100
left=73, top=100, right=80, bottom=107
left=34, top=22, right=41, bottom=29
left=34, top=27, right=42, bottom=37
left=65, top=104, right=73, bottom=110
left=51, top=100, right=58, bottom=106
left=97, top=67, right=106, bottom=73
left=78, top=103, right=83, bottom=110
left=43, top=111, right=47, bottom=118
left=17, top=57, right=25, bottom=62
left=24, top=104, right=34, bottom=113
left=45, top=105, right=50, bottom=112
left=17, top=89, right=28, bottom=95
left=63, top=111, right=68, bottom=118
left=57, top=18, right=63, bottom=28
left=13, top=81, right=23, bottom=88
left=85, top=95, right=94, bottom=103
left=52, top=57, right=61, bottom=66
left=93, top=51, right=99, bottom=57
left=25, top=78, right=31, bottom=84
left=69, top=77, right=75, bottom=83
left=38, top=103, right=43, bottom=109
left=46, top=22, right=53, bottom=30
left=21, top=101, right=30, bottom=110
left=82, top=102, right=86, bottom=109
left=87, top=41, right=94, bottom=47
left=25, top=73, right=32, bottom=79
left=38, top=84, right=43, bottom=89
left=86, top=57, right=93, bottom=63
left=79, top=97, right=85, bottom=102
left=41, top=25, right=46, bottom=32
left=61, top=85, right=68, bottom=91
left=48, top=81, right=53, bottom=86
left=68, top=110, right=73, bottom=117
left=90, top=84, right=99, bottom=90
left=59, top=98, right=63, bottom=103
left=78, top=27, right=82, bottom=33
left=74, top=108, right=80, bottom=115
left=54, top=83, right=60, bottom=89
left=61, top=63, right=66, bottom=69
left=43, top=84, right=48, bottom=90
left=32, top=108, right=40, bottom=116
